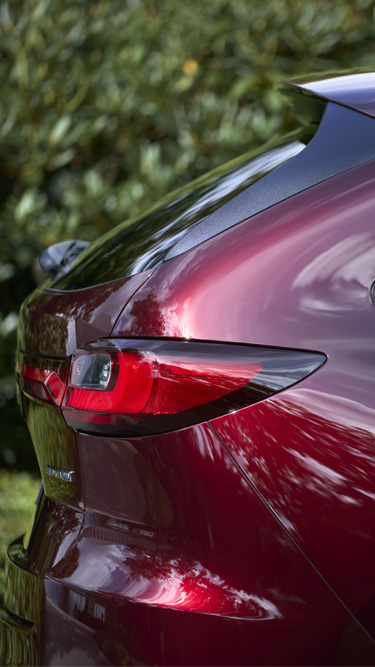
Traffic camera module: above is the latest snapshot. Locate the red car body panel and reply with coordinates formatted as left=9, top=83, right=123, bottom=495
left=114, top=162, right=375, bottom=636
left=113, top=160, right=375, bottom=358
left=2, top=75, right=375, bottom=665
left=112, top=159, right=375, bottom=642
left=18, top=269, right=152, bottom=357
left=211, top=388, right=375, bottom=638
left=3, top=425, right=375, bottom=665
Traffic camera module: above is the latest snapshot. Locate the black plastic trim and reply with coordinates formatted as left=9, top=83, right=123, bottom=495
left=165, top=102, right=375, bottom=260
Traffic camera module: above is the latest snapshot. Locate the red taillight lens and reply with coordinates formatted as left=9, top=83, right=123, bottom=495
left=64, top=347, right=262, bottom=417
left=17, top=340, right=325, bottom=436
left=59, top=339, right=325, bottom=436
left=66, top=350, right=155, bottom=414
left=16, top=359, right=68, bottom=406
left=144, top=355, right=262, bottom=414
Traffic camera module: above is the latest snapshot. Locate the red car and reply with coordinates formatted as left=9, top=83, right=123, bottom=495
left=1, top=71, right=375, bottom=666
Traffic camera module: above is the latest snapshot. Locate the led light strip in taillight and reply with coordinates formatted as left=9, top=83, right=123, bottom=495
left=17, top=339, right=326, bottom=437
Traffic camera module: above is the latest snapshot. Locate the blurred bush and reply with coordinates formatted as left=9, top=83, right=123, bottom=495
left=0, top=0, right=374, bottom=470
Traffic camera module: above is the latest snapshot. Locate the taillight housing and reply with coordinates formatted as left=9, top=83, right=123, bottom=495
left=17, top=339, right=325, bottom=437
left=60, top=339, right=325, bottom=437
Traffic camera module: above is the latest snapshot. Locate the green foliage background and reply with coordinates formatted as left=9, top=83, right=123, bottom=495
left=0, top=0, right=374, bottom=474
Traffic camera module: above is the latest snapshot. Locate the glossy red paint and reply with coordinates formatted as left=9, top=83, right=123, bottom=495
left=3, top=425, right=375, bottom=665
left=111, top=159, right=375, bottom=646
left=210, top=381, right=375, bottom=639
left=113, top=160, right=375, bottom=356
left=18, top=269, right=153, bottom=357
left=3, top=79, right=375, bottom=665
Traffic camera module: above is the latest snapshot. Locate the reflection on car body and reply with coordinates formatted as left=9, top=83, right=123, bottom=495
left=2, top=71, right=375, bottom=666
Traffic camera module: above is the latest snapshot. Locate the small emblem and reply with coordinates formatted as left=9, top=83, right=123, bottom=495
left=47, top=465, right=75, bottom=483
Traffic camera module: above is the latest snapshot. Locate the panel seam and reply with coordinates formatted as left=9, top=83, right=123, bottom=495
left=208, top=420, right=375, bottom=646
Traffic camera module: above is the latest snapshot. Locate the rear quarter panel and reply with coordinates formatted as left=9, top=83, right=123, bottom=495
left=113, top=160, right=375, bottom=637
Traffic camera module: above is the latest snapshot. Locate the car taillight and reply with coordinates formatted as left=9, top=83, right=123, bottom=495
left=61, top=339, right=325, bottom=436
left=17, top=340, right=325, bottom=437
left=16, top=357, right=68, bottom=406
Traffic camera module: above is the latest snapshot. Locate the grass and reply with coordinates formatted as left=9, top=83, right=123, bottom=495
left=0, top=469, right=40, bottom=594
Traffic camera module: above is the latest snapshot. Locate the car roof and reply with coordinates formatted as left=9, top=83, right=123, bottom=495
left=284, top=71, right=375, bottom=119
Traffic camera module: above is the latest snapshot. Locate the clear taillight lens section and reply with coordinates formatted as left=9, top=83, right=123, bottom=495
left=70, top=353, right=113, bottom=389
left=17, top=340, right=326, bottom=436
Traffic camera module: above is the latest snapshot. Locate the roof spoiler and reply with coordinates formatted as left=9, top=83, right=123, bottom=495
left=281, top=71, right=375, bottom=119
